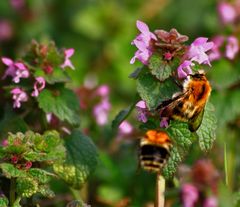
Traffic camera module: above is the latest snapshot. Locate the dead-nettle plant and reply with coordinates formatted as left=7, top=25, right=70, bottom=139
left=0, top=41, right=98, bottom=207
left=113, top=20, right=217, bottom=180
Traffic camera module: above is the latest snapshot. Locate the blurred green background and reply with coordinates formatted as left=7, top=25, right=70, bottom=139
left=2, top=0, right=240, bottom=207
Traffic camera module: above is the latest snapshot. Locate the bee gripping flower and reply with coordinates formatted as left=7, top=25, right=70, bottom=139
left=130, top=20, right=157, bottom=65
left=11, top=88, right=28, bottom=108
left=187, top=37, right=214, bottom=66
left=61, top=48, right=75, bottom=70
left=31, top=77, right=46, bottom=97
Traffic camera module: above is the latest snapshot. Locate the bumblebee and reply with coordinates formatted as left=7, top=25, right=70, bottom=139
left=139, top=130, right=172, bottom=173
left=158, top=72, right=211, bottom=132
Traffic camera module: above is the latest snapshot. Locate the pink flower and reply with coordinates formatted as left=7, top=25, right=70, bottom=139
left=119, top=121, right=133, bottom=135
left=225, top=36, right=239, bottom=60
left=203, top=196, right=218, bottom=207
left=136, top=100, right=148, bottom=123
left=31, top=77, right=46, bottom=97
left=2, top=57, right=16, bottom=79
left=13, top=62, right=29, bottom=83
left=10, top=0, right=25, bottom=10
left=160, top=117, right=169, bottom=128
left=61, top=48, right=75, bottom=70
left=177, top=60, right=194, bottom=79
left=187, top=37, right=214, bottom=66
left=1, top=139, right=8, bottom=146
left=25, top=161, right=32, bottom=170
left=96, top=85, right=109, bottom=97
left=209, top=36, right=225, bottom=61
left=93, top=98, right=111, bottom=126
left=10, top=88, right=28, bottom=108
left=218, top=2, right=236, bottom=24
left=0, top=20, right=13, bottom=41
left=181, top=184, right=199, bottom=207
left=130, top=20, right=157, bottom=65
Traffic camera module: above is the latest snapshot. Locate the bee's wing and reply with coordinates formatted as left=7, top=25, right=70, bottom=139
left=157, top=92, right=187, bottom=118
left=189, top=107, right=205, bottom=132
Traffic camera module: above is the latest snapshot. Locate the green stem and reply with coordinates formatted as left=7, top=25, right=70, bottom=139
left=10, top=178, right=16, bottom=206
left=12, top=196, right=21, bottom=207
left=224, top=142, right=229, bottom=187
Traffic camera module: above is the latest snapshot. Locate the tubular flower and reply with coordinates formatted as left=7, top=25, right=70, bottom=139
left=61, top=48, right=75, bottom=70
left=136, top=100, right=148, bottom=123
left=10, top=88, right=28, bottom=108
left=13, top=62, right=29, bottom=83
left=177, top=60, right=193, bottom=79
left=130, top=20, right=157, bottom=65
left=93, top=98, right=111, bottom=126
left=218, top=2, right=236, bottom=24
left=31, top=77, right=46, bottom=97
left=187, top=37, right=214, bottom=66
left=119, top=121, right=133, bottom=135
left=181, top=184, right=199, bottom=207
left=1, top=57, right=16, bottom=79
left=209, top=35, right=225, bottom=61
left=225, top=36, right=239, bottom=60
left=203, top=196, right=218, bottom=207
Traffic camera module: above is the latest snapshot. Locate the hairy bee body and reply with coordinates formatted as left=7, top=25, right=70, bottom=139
left=158, top=73, right=211, bottom=131
left=139, top=130, right=172, bottom=173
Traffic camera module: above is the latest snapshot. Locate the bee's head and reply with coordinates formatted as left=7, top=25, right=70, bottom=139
left=189, top=70, right=206, bottom=81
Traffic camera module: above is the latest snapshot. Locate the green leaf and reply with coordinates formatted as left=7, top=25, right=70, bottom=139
left=167, top=121, right=195, bottom=151
left=129, top=67, right=144, bottom=79
left=34, top=67, right=70, bottom=84
left=112, top=100, right=137, bottom=131
left=162, top=146, right=184, bottom=179
left=0, top=163, right=27, bottom=178
left=16, top=177, right=38, bottom=198
left=53, top=129, right=99, bottom=189
left=37, top=87, right=80, bottom=125
left=197, top=102, right=217, bottom=152
left=149, top=55, right=172, bottom=81
left=137, top=69, right=180, bottom=110
left=0, top=196, right=9, bottom=207
left=39, top=185, right=55, bottom=198
left=28, top=168, right=53, bottom=184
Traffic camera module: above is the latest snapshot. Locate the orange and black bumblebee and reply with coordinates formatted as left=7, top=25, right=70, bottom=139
left=158, top=71, right=211, bottom=132
left=139, top=130, right=172, bottom=173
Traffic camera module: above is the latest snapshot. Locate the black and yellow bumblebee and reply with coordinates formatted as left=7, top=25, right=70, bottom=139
left=158, top=71, right=211, bottom=132
left=139, top=130, right=172, bottom=173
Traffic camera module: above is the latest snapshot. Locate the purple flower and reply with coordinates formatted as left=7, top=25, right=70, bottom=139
left=177, top=60, right=193, bottom=79
left=1, top=57, right=16, bottom=79
left=119, top=121, right=133, bottom=135
left=181, top=184, right=199, bottom=207
left=203, top=196, right=218, bottom=207
left=160, top=117, right=169, bottom=128
left=11, top=88, right=28, bottom=108
left=61, top=48, right=75, bottom=70
left=93, top=98, right=111, bottom=126
left=31, top=77, right=46, bottom=97
left=13, top=62, right=29, bottom=83
left=136, top=100, right=148, bottom=123
left=209, top=36, right=225, bottom=61
left=96, top=85, right=110, bottom=97
left=225, top=36, right=239, bottom=60
left=130, top=20, right=157, bottom=65
left=187, top=37, right=214, bottom=66
left=218, top=2, right=236, bottom=24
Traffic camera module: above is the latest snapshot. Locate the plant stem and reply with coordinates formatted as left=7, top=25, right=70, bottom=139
left=155, top=174, right=165, bottom=207
left=224, top=142, right=229, bottom=187
left=10, top=178, right=16, bottom=206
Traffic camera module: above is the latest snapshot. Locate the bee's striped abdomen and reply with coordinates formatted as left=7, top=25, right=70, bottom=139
left=139, top=130, right=172, bottom=173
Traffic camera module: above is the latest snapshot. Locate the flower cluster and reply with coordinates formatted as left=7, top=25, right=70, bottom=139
left=180, top=159, right=219, bottom=207
left=131, top=20, right=214, bottom=125
left=76, top=84, right=111, bottom=126
left=1, top=46, right=75, bottom=109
